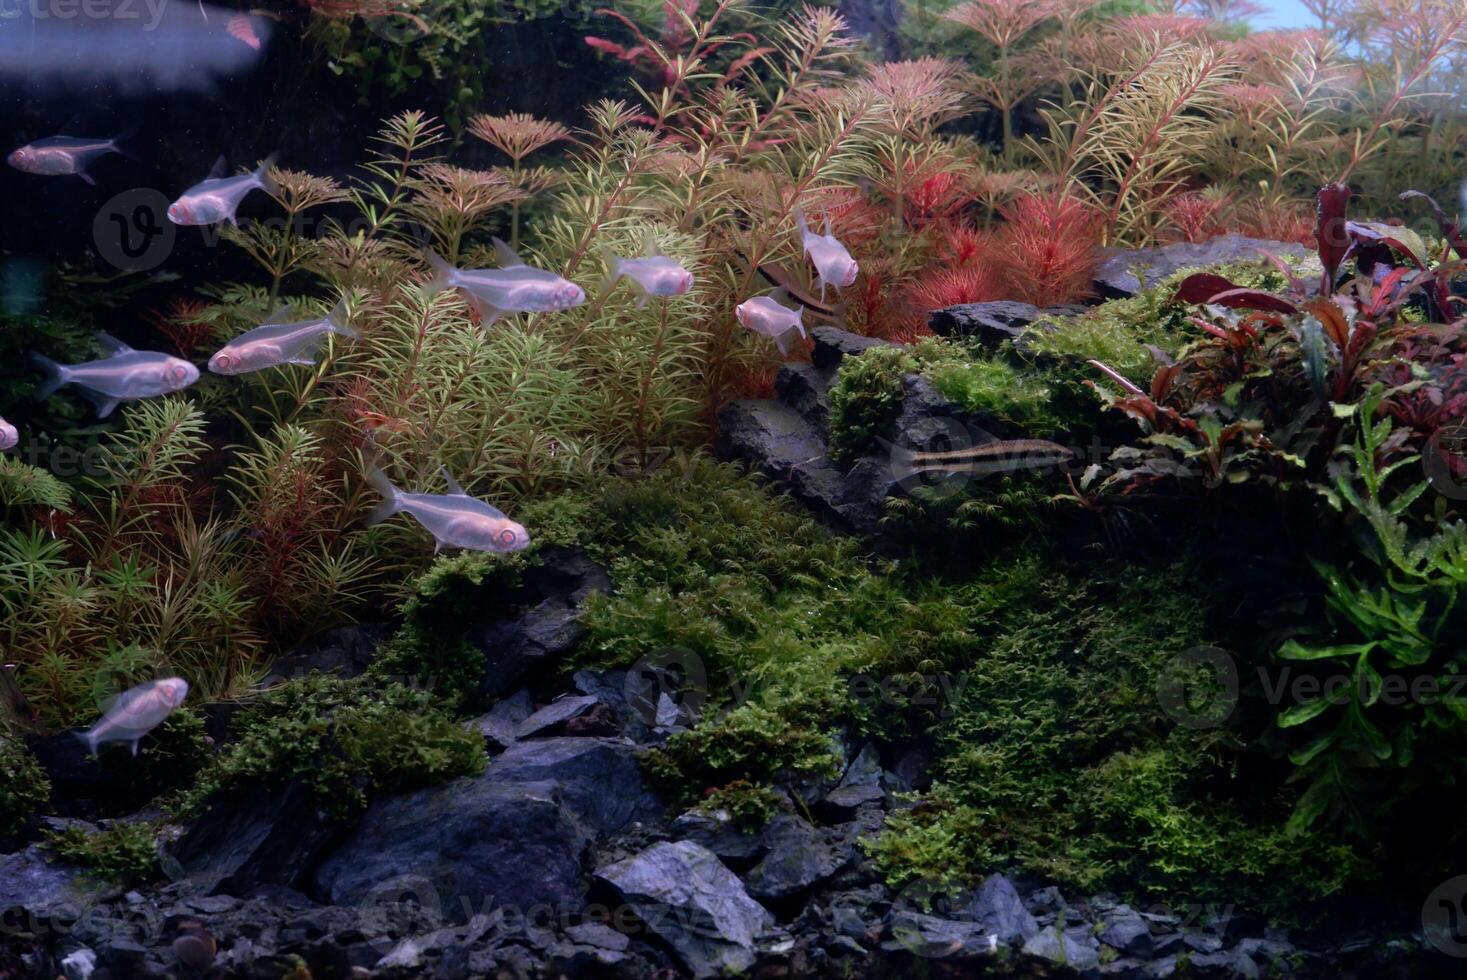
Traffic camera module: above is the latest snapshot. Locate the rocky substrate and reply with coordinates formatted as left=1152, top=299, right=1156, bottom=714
left=1, top=550, right=1448, bottom=979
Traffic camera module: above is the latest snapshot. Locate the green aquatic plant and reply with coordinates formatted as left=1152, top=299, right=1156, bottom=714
left=42, top=821, right=158, bottom=885
left=178, top=674, right=485, bottom=822
left=0, top=737, right=50, bottom=842
left=826, top=337, right=1057, bottom=463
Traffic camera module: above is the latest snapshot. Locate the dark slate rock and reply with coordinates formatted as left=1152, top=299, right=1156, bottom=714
left=1101, top=913, right=1154, bottom=957
left=170, top=780, right=340, bottom=896
left=485, top=737, right=662, bottom=835
left=472, top=546, right=612, bottom=703
left=466, top=688, right=535, bottom=752
left=513, top=695, right=601, bottom=740
left=960, top=873, right=1039, bottom=946
left=1023, top=923, right=1102, bottom=971
left=314, top=779, right=590, bottom=913
left=1189, top=948, right=1261, bottom=978
left=0, top=845, right=120, bottom=931
left=822, top=743, right=885, bottom=814
left=1093, top=234, right=1311, bottom=299
left=595, top=840, right=774, bottom=979
left=716, top=399, right=874, bottom=532
left=669, top=809, right=766, bottom=864
left=742, top=814, right=847, bottom=903
left=810, top=325, right=893, bottom=370
left=262, top=623, right=390, bottom=685
left=929, top=301, right=1088, bottom=353
left=775, top=362, right=837, bottom=433
left=28, top=729, right=200, bottom=820
left=881, top=913, right=997, bottom=960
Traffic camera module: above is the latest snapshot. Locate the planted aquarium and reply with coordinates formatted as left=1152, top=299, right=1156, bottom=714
left=4, top=0, right=1467, bottom=977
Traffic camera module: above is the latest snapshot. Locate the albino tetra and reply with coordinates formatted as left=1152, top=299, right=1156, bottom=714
left=365, top=465, right=531, bottom=554
left=422, top=240, right=585, bottom=325
left=209, top=297, right=358, bottom=375
left=735, top=288, right=807, bottom=356
left=168, top=154, right=277, bottom=226
left=599, top=233, right=695, bottom=308
left=32, top=334, right=199, bottom=417
left=794, top=208, right=859, bottom=301
left=77, top=677, right=190, bottom=756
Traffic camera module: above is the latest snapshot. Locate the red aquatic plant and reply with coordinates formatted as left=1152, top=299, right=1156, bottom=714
left=146, top=297, right=215, bottom=358
left=584, top=0, right=765, bottom=93
left=1162, top=189, right=1230, bottom=243
left=989, top=192, right=1100, bottom=305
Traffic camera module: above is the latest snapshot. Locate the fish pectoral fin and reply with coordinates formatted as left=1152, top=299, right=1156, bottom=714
left=78, top=170, right=96, bottom=186
left=286, top=357, right=317, bottom=366
left=78, top=388, right=122, bottom=418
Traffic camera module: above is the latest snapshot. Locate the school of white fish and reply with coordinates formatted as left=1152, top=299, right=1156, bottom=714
left=8, top=132, right=860, bottom=751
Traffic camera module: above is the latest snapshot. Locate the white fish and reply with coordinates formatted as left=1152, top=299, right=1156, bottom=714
left=7, top=135, right=126, bottom=185
left=168, top=154, right=278, bottom=226
left=599, top=233, right=695, bottom=308
left=736, top=288, right=806, bottom=356
left=365, top=465, right=531, bottom=555
left=209, top=298, right=359, bottom=375
left=32, top=334, right=199, bottom=418
left=795, top=208, right=859, bottom=301
left=77, top=677, right=189, bottom=756
left=0, top=417, right=17, bottom=451
left=422, top=240, right=585, bottom=325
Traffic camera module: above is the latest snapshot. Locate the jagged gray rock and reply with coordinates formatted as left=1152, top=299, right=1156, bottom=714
left=0, top=845, right=120, bottom=928
left=928, top=300, right=1085, bottom=348
left=1093, top=234, right=1311, bottom=298
left=170, top=780, right=339, bottom=896
left=960, top=873, right=1039, bottom=946
left=743, top=815, right=847, bottom=902
left=595, top=840, right=775, bottom=979
left=313, top=778, right=591, bottom=913
left=485, top=737, right=662, bottom=835
left=809, top=325, right=892, bottom=370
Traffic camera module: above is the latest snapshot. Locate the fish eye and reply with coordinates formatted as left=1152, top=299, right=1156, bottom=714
left=497, top=528, right=518, bottom=547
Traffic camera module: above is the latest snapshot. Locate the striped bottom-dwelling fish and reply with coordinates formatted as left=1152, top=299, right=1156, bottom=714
left=885, top=437, right=1074, bottom=481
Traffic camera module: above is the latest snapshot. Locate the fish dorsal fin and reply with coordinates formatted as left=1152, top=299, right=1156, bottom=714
left=207, top=155, right=228, bottom=180
left=642, top=229, right=660, bottom=257
left=440, top=466, right=467, bottom=496
left=325, top=295, right=350, bottom=328
left=492, top=237, right=525, bottom=268
left=822, top=212, right=833, bottom=237
left=261, top=304, right=295, bottom=326
left=96, top=333, right=134, bottom=355
left=768, top=286, right=793, bottom=308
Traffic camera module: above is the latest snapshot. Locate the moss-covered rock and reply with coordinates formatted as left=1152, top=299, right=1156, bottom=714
left=42, top=821, right=157, bottom=885
left=0, top=736, right=50, bottom=842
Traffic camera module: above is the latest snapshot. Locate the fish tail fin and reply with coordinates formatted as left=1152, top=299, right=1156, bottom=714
left=421, top=249, right=456, bottom=296
left=796, top=304, right=807, bottom=338
left=596, top=247, right=623, bottom=301
left=794, top=207, right=810, bottom=242
left=30, top=354, right=69, bottom=401
left=326, top=296, right=360, bottom=339
left=363, top=464, right=402, bottom=526
left=74, top=730, right=98, bottom=757
left=254, top=153, right=280, bottom=196
left=109, top=126, right=141, bottom=160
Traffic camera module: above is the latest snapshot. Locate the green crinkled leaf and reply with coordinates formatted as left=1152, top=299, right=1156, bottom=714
left=1278, top=697, right=1334, bottom=728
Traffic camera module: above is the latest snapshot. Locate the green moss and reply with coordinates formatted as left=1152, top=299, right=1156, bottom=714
left=0, top=737, right=50, bottom=842
left=697, top=780, right=786, bottom=827
left=43, top=822, right=157, bottom=885
left=178, top=675, right=485, bottom=822
left=1025, top=262, right=1290, bottom=381
left=827, top=338, right=1059, bottom=463
left=863, top=552, right=1369, bottom=915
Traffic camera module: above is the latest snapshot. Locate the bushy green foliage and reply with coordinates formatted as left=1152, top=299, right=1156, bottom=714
left=827, top=338, right=1057, bottom=463
left=43, top=822, right=157, bottom=885
left=865, top=553, right=1369, bottom=912
left=178, top=675, right=485, bottom=822
left=696, top=780, right=787, bottom=828
left=1023, top=262, right=1292, bottom=380
left=0, top=457, right=72, bottom=512
left=0, top=737, right=50, bottom=841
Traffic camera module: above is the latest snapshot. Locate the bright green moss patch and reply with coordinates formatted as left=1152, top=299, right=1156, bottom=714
left=43, top=822, right=157, bottom=885
left=864, top=553, right=1369, bottom=914
left=1024, top=262, right=1291, bottom=380
left=178, top=675, right=485, bottom=822
left=0, top=737, right=50, bottom=842
left=827, top=339, right=1059, bottom=464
